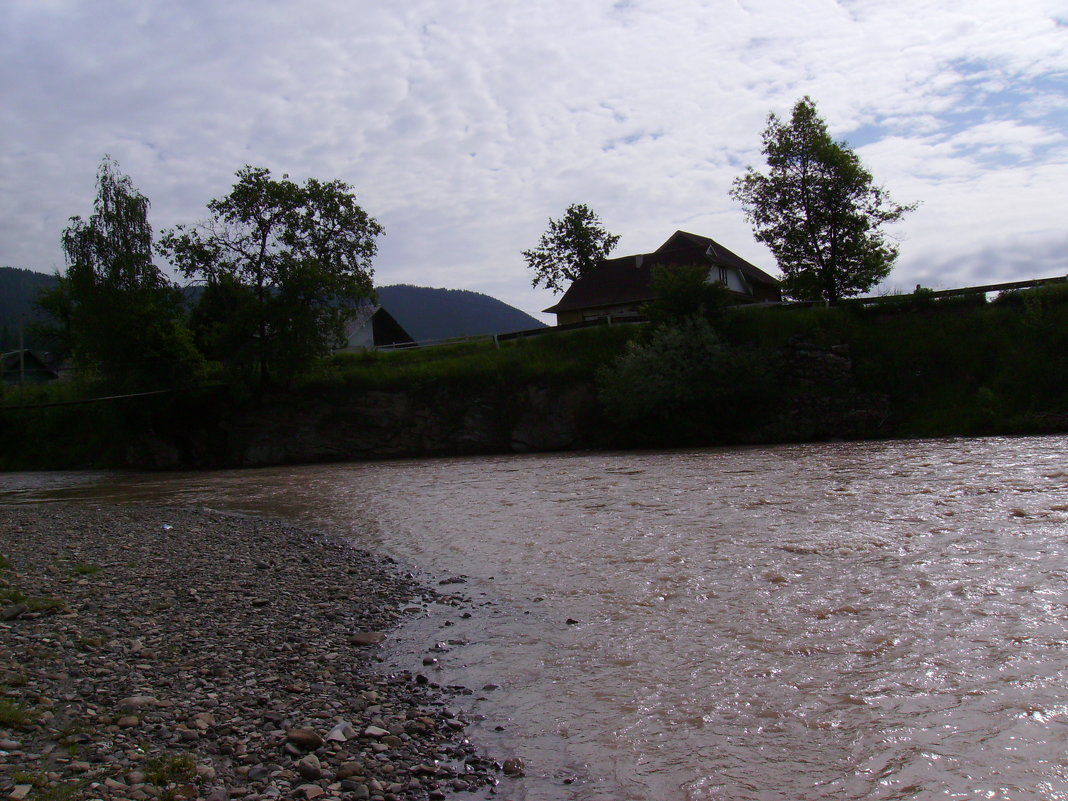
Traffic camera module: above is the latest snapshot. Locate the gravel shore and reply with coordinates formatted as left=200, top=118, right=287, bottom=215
left=0, top=504, right=502, bottom=801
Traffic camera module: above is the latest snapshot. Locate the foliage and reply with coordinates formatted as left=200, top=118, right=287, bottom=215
left=46, top=157, right=203, bottom=389
left=597, top=317, right=774, bottom=443
left=731, top=97, right=916, bottom=304
left=159, top=166, right=383, bottom=383
left=643, top=264, right=735, bottom=327
left=523, top=203, right=620, bottom=294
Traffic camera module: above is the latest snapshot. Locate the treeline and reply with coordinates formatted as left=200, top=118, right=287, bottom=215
left=11, top=157, right=383, bottom=393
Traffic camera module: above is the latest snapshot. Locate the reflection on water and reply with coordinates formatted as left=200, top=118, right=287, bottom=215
left=4, top=437, right=1068, bottom=800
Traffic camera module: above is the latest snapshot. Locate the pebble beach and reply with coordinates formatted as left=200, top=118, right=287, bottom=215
left=0, top=504, right=503, bottom=801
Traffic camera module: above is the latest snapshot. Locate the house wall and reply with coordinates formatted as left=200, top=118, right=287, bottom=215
left=341, top=320, right=376, bottom=351
left=557, top=303, right=646, bottom=326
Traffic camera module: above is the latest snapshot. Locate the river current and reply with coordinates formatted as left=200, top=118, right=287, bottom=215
left=3, top=436, right=1068, bottom=799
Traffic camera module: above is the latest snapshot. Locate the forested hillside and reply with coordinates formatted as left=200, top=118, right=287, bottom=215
left=0, top=268, right=546, bottom=352
left=0, top=266, right=57, bottom=350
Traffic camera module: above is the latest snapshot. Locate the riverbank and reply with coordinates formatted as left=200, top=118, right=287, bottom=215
left=3, top=289, right=1068, bottom=470
left=0, top=504, right=502, bottom=801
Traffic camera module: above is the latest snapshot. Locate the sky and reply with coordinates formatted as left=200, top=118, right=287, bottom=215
left=2, top=1, right=1066, bottom=323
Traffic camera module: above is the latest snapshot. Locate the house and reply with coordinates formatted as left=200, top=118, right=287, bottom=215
left=0, top=350, right=59, bottom=385
left=543, top=230, right=781, bottom=326
left=340, top=303, right=415, bottom=351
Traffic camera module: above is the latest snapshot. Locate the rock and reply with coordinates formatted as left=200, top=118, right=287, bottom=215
left=9, top=786, right=32, bottom=801
left=325, top=720, right=356, bottom=742
left=503, top=757, right=525, bottom=777
left=348, top=632, right=386, bottom=646
left=297, top=754, right=322, bottom=781
left=336, top=762, right=363, bottom=779
left=118, top=695, right=163, bottom=711
left=247, top=764, right=271, bottom=782
left=0, top=604, right=27, bottom=621
left=0, top=505, right=499, bottom=801
left=286, top=728, right=324, bottom=750
left=191, top=711, right=216, bottom=730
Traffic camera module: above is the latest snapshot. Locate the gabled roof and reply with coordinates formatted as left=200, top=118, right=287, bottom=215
left=654, top=231, right=779, bottom=288
left=542, top=253, right=656, bottom=314
left=0, top=349, right=58, bottom=381
left=543, top=230, right=779, bottom=314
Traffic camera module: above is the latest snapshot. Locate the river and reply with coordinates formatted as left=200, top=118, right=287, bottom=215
left=3, top=436, right=1068, bottom=799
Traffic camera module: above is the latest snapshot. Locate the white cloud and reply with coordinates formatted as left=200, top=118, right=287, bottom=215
left=1, top=0, right=1066, bottom=320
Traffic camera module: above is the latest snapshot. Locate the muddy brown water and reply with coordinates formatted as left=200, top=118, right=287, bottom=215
left=4, top=436, right=1068, bottom=799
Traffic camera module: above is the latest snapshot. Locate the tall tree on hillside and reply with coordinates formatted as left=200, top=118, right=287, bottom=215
left=731, top=97, right=916, bottom=304
left=48, top=157, right=201, bottom=387
left=524, top=203, right=620, bottom=294
left=159, top=166, right=383, bottom=382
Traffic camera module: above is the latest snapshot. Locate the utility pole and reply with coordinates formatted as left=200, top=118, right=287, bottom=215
left=19, top=315, right=25, bottom=384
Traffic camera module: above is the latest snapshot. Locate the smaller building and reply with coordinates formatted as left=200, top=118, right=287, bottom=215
left=0, top=350, right=59, bottom=385
left=544, top=230, right=781, bottom=326
left=340, top=303, right=415, bottom=351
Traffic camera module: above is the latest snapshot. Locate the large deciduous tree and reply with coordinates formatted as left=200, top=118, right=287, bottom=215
left=50, top=156, right=201, bottom=388
left=159, top=166, right=383, bottom=382
left=730, top=97, right=916, bottom=304
left=523, top=203, right=620, bottom=294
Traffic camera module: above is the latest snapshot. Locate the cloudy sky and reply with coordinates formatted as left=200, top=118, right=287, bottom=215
left=2, top=1, right=1066, bottom=322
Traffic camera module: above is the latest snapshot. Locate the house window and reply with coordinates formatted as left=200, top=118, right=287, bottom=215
left=718, top=266, right=728, bottom=285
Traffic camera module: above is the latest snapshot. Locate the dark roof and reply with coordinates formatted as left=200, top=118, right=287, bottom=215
left=0, top=349, right=58, bottom=381
left=542, top=253, right=657, bottom=314
left=654, top=231, right=779, bottom=288
left=544, top=230, right=779, bottom=314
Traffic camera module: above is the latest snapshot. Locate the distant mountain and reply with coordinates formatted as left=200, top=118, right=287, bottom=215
left=376, top=284, right=546, bottom=341
left=0, top=267, right=58, bottom=351
left=0, top=267, right=546, bottom=351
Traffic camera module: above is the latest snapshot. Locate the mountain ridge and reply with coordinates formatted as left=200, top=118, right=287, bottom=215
left=0, top=267, right=546, bottom=351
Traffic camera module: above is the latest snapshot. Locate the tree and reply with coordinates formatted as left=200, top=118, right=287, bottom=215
left=644, top=263, right=734, bottom=328
left=731, top=97, right=916, bottom=304
left=523, top=203, right=620, bottom=294
left=50, top=157, right=201, bottom=388
left=159, top=166, right=383, bottom=382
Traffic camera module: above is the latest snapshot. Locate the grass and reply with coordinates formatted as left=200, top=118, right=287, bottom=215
left=0, top=588, right=67, bottom=614
left=69, top=563, right=101, bottom=576
left=9, top=773, right=84, bottom=801
left=0, top=698, right=34, bottom=728
left=303, top=324, right=638, bottom=393
left=143, top=752, right=197, bottom=786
